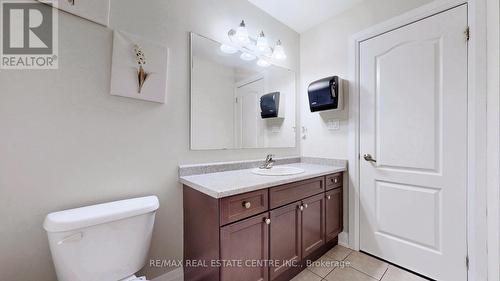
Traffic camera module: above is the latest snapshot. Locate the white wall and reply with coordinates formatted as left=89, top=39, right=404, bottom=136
left=299, top=0, right=434, bottom=160
left=298, top=0, right=434, bottom=240
left=0, top=0, right=299, bottom=280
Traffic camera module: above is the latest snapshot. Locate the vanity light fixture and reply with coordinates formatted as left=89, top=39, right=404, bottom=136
left=220, top=20, right=287, bottom=67
left=256, top=31, right=269, bottom=53
left=220, top=44, right=238, bottom=54
left=272, top=40, right=287, bottom=60
left=257, top=59, right=271, bottom=67
left=235, top=20, right=250, bottom=44
left=240, top=52, right=257, bottom=61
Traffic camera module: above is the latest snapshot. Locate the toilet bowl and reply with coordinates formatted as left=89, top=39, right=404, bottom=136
left=44, top=196, right=159, bottom=281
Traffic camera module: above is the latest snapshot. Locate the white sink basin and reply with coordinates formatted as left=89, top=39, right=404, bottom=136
left=252, top=166, right=305, bottom=176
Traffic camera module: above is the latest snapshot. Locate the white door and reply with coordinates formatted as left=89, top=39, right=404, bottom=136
left=359, top=5, right=468, bottom=281
left=234, top=79, right=264, bottom=148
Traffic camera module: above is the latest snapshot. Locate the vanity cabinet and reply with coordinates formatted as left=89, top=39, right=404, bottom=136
left=183, top=172, right=344, bottom=281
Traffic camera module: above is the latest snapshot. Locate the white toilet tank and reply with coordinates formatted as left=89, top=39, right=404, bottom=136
left=44, top=196, right=159, bottom=281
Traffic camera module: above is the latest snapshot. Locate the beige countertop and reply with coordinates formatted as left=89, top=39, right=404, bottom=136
left=180, top=162, right=346, bottom=198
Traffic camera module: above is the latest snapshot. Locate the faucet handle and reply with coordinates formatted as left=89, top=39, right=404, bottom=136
left=265, top=154, right=275, bottom=161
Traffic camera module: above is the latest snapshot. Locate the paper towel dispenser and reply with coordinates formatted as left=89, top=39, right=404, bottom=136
left=308, top=76, right=343, bottom=112
left=260, top=92, right=284, bottom=119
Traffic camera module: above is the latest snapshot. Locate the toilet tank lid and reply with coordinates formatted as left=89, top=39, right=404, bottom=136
left=43, top=196, right=159, bottom=232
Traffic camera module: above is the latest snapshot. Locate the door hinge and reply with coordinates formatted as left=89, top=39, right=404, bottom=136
left=465, top=26, right=470, bottom=41
left=466, top=256, right=470, bottom=270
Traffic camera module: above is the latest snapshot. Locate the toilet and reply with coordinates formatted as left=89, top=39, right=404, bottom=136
left=43, top=196, right=159, bottom=281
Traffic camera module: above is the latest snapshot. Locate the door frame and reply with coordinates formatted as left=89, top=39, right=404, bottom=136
left=485, top=0, right=500, bottom=280
left=347, top=0, right=489, bottom=280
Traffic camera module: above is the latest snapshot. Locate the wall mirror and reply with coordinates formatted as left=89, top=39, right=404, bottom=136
left=190, top=33, right=296, bottom=150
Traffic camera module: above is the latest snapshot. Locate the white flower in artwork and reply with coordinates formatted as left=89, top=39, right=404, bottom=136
left=133, top=44, right=149, bottom=93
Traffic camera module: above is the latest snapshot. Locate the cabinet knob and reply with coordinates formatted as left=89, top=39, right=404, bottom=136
left=327, top=195, right=331, bottom=200
left=334, top=178, right=338, bottom=183
left=304, top=203, right=308, bottom=209
left=264, top=218, right=271, bottom=225
left=242, top=201, right=251, bottom=209
left=299, top=205, right=304, bottom=211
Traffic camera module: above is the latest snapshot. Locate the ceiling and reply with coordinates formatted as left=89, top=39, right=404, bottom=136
left=247, top=0, right=364, bottom=33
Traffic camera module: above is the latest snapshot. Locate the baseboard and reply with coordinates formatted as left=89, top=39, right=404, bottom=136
left=151, top=267, right=183, bottom=281
left=338, top=231, right=349, bottom=248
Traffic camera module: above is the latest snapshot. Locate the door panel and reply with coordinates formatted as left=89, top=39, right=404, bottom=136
left=301, top=193, right=325, bottom=257
left=375, top=39, right=441, bottom=171
left=375, top=181, right=440, bottom=249
left=234, top=79, right=264, bottom=148
left=325, top=188, right=343, bottom=242
left=269, top=202, right=301, bottom=280
left=220, top=214, right=269, bottom=281
left=359, top=5, right=468, bottom=281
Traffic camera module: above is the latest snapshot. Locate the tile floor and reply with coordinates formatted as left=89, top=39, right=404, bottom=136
left=291, top=246, right=429, bottom=281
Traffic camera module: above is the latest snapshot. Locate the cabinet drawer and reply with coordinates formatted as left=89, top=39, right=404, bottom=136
left=325, top=173, right=342, bottom=190
left=270, top=177, right=324, bottom=209
left=220, top=189, right=269, bottom=225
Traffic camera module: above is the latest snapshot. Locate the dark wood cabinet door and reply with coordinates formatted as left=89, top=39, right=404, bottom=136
left=269, top=202, right=301, bottom=280
left=325, top=188, right=343, bottom=242
left=301, top=193, right=325, bottom=258
left=220, top=213, right=269, bottom=281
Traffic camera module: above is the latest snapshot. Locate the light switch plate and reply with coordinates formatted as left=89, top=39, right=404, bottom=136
left=271, top=126, right=281, bottom=133
left=327, top=119, right=340, bottom=130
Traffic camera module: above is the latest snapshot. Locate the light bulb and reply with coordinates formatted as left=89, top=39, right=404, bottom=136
left=240, top=52, right=256, bottom=61
left=256, top=31, right=269, bottom=53
left=272, top=40, right=287, bottom=60
left=257, top=59, right=270, bottom=67
left=235, top=20, right=250, bottom=45
left=220, top=44, right=237, bottom=54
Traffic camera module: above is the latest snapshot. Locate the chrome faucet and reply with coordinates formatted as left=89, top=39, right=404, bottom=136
left=260, top=154, right=275, bottom=169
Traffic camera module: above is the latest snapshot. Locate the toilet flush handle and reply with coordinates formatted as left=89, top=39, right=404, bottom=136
left=57, top=232, right=83, bottom=245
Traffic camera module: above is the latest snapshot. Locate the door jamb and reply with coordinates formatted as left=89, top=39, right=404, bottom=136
left=347, top=0, right=488, bottom=280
